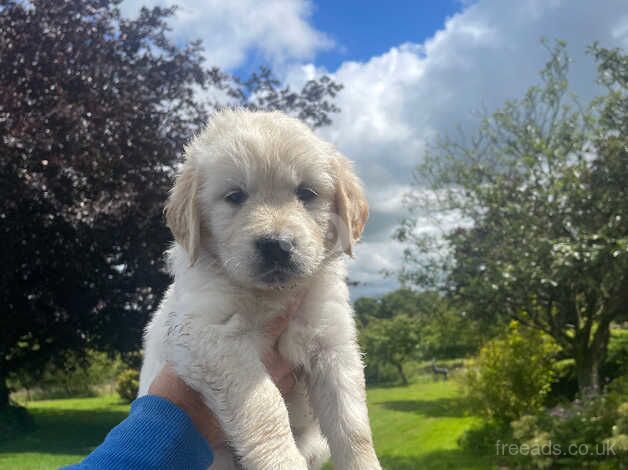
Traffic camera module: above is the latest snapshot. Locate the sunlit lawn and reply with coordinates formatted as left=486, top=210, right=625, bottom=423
left=0, top=395, right=129, bottom=470
left=361, top=378, right=493, bottom=470
left=1, top=377, right=494, bottom=470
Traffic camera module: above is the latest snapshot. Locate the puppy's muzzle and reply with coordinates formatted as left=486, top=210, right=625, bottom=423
left=255, top=236, right=298, bottom=282
left=256, top=236, right=294, bottom=266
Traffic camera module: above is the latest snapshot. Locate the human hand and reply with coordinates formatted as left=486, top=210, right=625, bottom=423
left=148, top=295, right=303, bottom=449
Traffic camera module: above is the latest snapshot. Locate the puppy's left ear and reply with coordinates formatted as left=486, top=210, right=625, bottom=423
left=333, top=153, right=369, bottom=257
left=165, top=159, right=201, bottom=264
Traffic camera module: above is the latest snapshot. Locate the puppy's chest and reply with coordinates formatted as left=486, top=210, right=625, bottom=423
left=165, top=271, right=349, bottom=363
left=232, top=299, right=332, bottom=354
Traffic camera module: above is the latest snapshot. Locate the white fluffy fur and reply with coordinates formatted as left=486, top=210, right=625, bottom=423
left=139, top=110, right=380, bottom=470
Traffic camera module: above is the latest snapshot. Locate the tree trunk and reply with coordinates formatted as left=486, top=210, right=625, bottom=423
left=393, top=362, right=408, bottom=386
left=574, top=349, right=600, bottom=393
left=0, top=367, right=9, bottom=410
left=573, top=322, right=610, bottom=395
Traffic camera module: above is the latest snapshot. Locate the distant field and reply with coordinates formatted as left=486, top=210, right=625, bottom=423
left=1, top=378, right=494, bottom=470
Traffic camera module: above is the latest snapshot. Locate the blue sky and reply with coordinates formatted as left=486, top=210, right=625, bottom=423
left=220, top=0, right=464, bottom=77
left=303, top=0, right=462, bottom=70
left=121, top=0, right=628, bottom=298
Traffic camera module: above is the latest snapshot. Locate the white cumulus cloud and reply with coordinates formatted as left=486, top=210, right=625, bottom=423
left=296, top=0, right=628, bottom=297
left=120, top=0, right=332, bottom=69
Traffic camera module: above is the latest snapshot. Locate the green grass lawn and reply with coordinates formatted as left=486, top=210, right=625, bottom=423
left=368, top=379, right=491, bottom=470
left=365, top=378, right=493, bottom=470
left=1, top=378, right=494, bottom=470
left=0, top=396, right=129, bottom=470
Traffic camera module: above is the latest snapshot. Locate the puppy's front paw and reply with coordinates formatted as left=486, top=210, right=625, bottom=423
left=346, top=450, right=382, bottom=470
left=275, top=455, right=309, bottom=470
left=240, top=450, right=308, bottom=470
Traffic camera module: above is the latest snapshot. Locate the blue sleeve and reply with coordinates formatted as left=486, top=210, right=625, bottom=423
left=61, top=395, right=213, bottom=470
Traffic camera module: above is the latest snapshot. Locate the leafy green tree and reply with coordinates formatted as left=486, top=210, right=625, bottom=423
left=418, top=306, right=483, bottom=360
left=353, top=297, right=382, bottom=328
left=0, top=0, right=340, bottom=409
left=398, top=41, right=628, bottom=393
left=356, top=289, right=480, bottom=383
left=354, top=288, right=442, bottom=326
left=360, top=315, right=421, bottom=385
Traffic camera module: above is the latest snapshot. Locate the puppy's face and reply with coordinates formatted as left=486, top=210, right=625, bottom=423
left=166, top=110, right=368, bottom=289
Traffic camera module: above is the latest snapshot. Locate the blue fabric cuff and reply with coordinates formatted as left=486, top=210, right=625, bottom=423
left=62, top=395, right=213, bottom=469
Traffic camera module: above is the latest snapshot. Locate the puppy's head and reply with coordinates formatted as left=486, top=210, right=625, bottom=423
left=165, top=109, right=368, bottom=289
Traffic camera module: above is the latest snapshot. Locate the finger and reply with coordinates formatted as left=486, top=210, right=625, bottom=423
left=266, top=292, right=307, bottom=339
left=266, top=314, right=291, bottom=338
left=263, top=350, right=293, bottom=382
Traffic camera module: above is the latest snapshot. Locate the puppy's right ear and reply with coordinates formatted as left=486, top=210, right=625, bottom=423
left=165, top=160, right=200, bottom=264
left=333, top=153, right=369, bottom=257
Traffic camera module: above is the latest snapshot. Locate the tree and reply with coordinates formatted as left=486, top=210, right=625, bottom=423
left=397, top=41, right=627, bottom=394
left=354, top=288, right=430, bottom=326
left=353, top=297, right=381, bottom=328
left=360, top=315, right=421, bottom=385
left=355, top=289, right=479, bottom=383
left=0, top=0, right=341, bottom=409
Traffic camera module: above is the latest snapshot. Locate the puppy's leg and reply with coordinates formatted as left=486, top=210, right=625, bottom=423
left=307, top=341, right=381, bottom=470
left=170, top=331, right=308, bottom=470
left=284, top=379, right=330, bottom=470
left=209, top=447, right=239, bottom=470
left=294, top=425, right=330, bottom=470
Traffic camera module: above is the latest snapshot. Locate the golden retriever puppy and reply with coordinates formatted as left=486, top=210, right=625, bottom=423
left=138, top=109, right=381, bottom=470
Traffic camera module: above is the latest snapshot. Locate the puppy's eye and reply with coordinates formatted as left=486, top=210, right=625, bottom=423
left=296, top=186, right=318, bottom=203
left=224, top=189, right=248, bottom=205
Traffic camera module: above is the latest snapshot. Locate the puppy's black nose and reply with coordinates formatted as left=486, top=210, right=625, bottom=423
left=255, top=236, right=294, bottom=267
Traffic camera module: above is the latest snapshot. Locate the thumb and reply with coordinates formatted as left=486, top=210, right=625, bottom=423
left=266, top=291, right=307, bottom=339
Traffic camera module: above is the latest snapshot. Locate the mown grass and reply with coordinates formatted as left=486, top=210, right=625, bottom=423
left=1, top=377, right=494, bottom=470
left=0, top=395, right=129, bottom=470
left=345, top=377, right=493, bottom=470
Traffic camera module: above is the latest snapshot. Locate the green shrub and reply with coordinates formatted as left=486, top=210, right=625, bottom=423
left=116, top=369, right=140, bottom=402
left=511, top=375, right=628, bottom=468
left=604, top=375, right=628, bottom=456
left=458, top=420, right=511, bottom=453
left=363, top=359, right=403, bottom=385
left=546, top=359, right=579, bottom=403
left=462, top=321, right=560, bottom=424
left=605, top=402, right=628, bottom=456
left=9, top=350, right=123, bottom=400
left=601, top=329, right=628, bottom=383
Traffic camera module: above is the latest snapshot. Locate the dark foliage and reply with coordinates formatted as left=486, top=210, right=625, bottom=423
left=0, top=0, right=341, bottom=407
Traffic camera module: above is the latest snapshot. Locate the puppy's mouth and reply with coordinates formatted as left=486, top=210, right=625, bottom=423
left=257, top=265, right=299, bottom=286
left=252, top=236, right=305, bottom=286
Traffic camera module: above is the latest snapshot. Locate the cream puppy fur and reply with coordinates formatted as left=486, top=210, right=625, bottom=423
left=138, top=109, right=381, bottom=470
